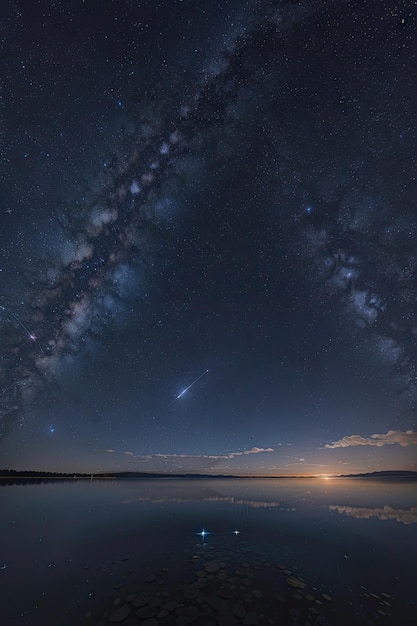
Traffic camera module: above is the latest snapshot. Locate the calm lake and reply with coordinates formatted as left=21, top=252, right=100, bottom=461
left=1, top=478, right=416, bottom=625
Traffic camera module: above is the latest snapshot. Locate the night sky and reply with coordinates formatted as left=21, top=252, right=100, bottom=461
left=1, top=0, right=416, bottom=475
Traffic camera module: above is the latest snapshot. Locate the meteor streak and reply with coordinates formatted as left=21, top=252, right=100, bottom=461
left=0, top=305, right=37, bottom=342
left=176, top=370, right=209, bottom=399
left=153, top=369, right=209, bottom=419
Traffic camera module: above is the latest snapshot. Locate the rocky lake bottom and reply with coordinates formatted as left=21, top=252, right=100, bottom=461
left=90, top=535, right=403, bottom=626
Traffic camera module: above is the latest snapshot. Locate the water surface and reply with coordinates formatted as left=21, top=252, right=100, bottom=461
left=1, top=478, right=416, bottom=625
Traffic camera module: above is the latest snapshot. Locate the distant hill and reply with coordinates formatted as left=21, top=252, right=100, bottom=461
left=101, top=471, right=234, bottom=479
left=337, top=470, right=417, bottom=480
left=100, top=470, right=417, bottom=480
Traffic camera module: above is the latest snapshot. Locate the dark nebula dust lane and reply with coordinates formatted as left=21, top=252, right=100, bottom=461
left=0, top=0, right=416, bottom=473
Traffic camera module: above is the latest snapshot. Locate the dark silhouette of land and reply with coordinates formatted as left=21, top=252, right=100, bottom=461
left=336, top=470, right=417, bottom=480
left=1, top=469, right=417, bottom=481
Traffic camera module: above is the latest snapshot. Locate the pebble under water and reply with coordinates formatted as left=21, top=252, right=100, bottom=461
left=89, top=534, right=404, bottom=626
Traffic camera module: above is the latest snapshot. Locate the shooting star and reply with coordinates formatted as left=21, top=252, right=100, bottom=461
left=176, top=369, right=209, bottom=399
left=153, top=369, right=209, bottom=419
left=0, top=305, right=37, bottom=342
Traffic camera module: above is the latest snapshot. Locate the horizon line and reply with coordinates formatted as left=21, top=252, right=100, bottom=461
left=1, top=468, right=416, bottom=479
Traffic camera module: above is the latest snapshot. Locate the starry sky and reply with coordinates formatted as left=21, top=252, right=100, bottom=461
left=1, top=0, right=416, bottom=475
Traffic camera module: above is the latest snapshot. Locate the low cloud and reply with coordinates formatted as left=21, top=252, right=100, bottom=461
left=105, top=446, right=273, bottom=462
left=155, top=447, right=274, bottom=460
left=325, top=430, right=417, bottom=449
left=105, top=449, right=135, bottom=456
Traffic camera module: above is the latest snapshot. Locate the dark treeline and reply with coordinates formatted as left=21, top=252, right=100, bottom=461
left=0, top=469, right=90, bottom=478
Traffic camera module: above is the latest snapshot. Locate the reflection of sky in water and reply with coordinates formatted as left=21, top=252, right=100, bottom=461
left=1, top=479, right=416, bottom=625
left=328, top=504, right=417, bottom=525
left=121, top=494, right=296, bottom=510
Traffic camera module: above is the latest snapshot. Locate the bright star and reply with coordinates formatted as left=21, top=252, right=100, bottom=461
left=233, top=529, right=240, bottom=535
left=196, top=528, right=210, bottom=538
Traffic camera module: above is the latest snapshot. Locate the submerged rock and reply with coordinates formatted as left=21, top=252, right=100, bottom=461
left=183, top=584, right=200, bottom=600
left=136, top=604, right=158, bottom=619
left=218, top=611, right=238, bottom=625
left=243, top=611, right=259, bottom=625
left=286, top=576, right=306, bottom=589
left=231, top=602, right=246, bottom=618
left=183, top=605, right=201, bottom=622
left=207, top=593, right=229, bottom=612
left=108, top=604, right=130, bottom=623
left=132, top=594, right=149, bottom=608
left=145, top=574, right=157, bottom=583
left=205, top=561, right=220, bottom=573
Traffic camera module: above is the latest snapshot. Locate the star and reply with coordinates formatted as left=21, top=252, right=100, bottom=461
left=233, top=529, right=240, bottom=535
